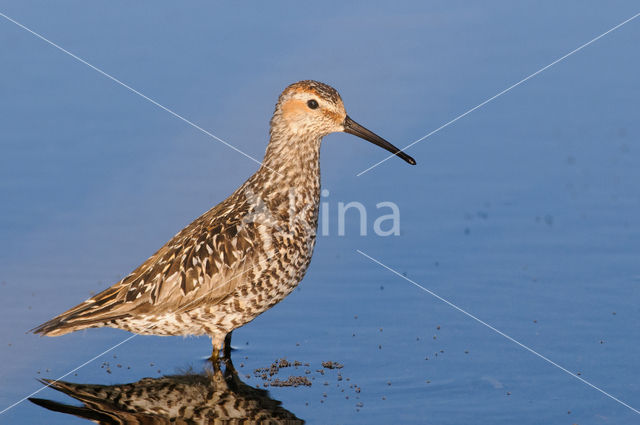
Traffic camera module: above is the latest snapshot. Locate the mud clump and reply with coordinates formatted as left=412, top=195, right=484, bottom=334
left=251, top=358, right=363, bottom=409
left=269, top=376, right=312, bottom=387
left=253, top=358, right=310, bottom=387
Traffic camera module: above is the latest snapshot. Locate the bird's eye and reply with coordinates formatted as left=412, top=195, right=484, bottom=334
left=307, top=99, right=319, bottom=109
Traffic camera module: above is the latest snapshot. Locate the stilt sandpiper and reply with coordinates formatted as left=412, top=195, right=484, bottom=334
left=32, top=80, right=415, bottom=360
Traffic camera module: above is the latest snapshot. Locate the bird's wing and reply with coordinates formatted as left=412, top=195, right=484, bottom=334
left=95, top=197, right=263, bottom=314
left=32, top=190, right=275, bottom=334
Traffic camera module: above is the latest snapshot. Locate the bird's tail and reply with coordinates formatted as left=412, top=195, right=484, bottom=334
left=30, top=285, right=128, bottom=336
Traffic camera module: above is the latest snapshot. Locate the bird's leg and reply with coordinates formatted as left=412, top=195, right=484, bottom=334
left=209, top=337, right=223, bottom=370
left=209, top=346, right=220, bottom=361
left=223, top=332, right=233, bottom=359
left=222, top=333, right=239, bottom=387
left=222, top=332, right=237, bottom=376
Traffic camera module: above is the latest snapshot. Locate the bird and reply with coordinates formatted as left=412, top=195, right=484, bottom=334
left=32, top=80, right=416, bottom=360
left=29, top=359, right=303, bottom=424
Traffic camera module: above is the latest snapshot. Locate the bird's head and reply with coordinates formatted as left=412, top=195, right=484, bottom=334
left=273, top=80, right=416, bottom=165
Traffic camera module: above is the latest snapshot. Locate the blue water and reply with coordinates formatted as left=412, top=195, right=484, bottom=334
left=1, top=1, right=639, bottom=423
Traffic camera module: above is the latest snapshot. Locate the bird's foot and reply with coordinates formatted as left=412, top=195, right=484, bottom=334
left=208, top=348, right=222, bottom=371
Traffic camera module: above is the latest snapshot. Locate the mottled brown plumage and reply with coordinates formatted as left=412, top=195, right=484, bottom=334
left=32, top=80, right=415, bottom=357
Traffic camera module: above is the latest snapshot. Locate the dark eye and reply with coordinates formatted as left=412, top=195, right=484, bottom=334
left=307, top=99, right=319, bottom=109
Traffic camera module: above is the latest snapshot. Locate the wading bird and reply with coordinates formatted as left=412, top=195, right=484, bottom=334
left=32, top=80, right=415, bottom=360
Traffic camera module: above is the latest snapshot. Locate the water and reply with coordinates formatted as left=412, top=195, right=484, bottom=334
left=1, top=1, right=639, bottom=423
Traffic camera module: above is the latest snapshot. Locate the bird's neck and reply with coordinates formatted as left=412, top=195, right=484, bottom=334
left=261, top=129, right=322, bottom=188
left=244, top=129, right=322, bottom=221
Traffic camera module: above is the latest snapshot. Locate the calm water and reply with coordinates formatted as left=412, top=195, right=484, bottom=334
left=1, top=2, right=639, bottom=424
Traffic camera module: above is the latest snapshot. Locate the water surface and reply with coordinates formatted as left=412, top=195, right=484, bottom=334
left=1, top=1, right=639, bottom=423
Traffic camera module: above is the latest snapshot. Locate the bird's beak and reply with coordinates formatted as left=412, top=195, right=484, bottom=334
left=343, top=116, right=416, bottom=165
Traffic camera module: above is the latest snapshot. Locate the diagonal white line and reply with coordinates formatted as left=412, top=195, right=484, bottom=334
left=0, top=334, right=137, bottom=415
left=0, top=252, right=274, bottom=415
left=0, top=11, right=281, bottom=175
left=356, top=249, right=640, bottom=415
left=357, top=11, right=640, bottom=176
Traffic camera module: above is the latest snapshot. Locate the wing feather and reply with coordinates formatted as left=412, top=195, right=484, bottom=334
left=32, top=190, right=262, bottom=336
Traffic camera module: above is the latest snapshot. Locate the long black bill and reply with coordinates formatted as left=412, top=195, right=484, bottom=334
left=343, top=115, right=416, bottom=165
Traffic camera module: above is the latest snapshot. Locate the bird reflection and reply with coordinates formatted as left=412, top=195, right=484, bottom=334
left=29, top=357, right=304, bottom=424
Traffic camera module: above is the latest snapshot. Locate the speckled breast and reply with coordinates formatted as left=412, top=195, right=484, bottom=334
left=198, top=182, right=321, bottom=335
